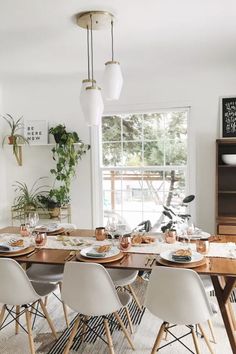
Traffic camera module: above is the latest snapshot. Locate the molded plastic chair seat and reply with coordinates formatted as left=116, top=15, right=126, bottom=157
left=27, top=264, right=64, bottom=283
left=117, top=291, right=132, bottom=307
left=108, top=269, right=138, bottom=287
left=31, top=281, right=57, bottom=297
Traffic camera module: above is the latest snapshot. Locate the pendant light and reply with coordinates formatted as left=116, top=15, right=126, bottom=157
left=103, top=19, right=123, bottom=100
left=78, top=12, right=104, bottom=126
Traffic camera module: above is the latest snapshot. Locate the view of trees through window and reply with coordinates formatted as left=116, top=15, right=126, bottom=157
left=101, top=110, right=188, bottom=230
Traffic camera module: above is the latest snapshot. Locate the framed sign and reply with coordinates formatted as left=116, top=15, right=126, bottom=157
left=24, top=120, right=48, bottom=144
left=221, top=97, right=236, bottom=138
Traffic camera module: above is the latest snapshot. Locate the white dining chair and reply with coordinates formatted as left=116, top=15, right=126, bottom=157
left=0, top=258, right=58, bottom=354
left=26, top=222, right=77, bottom=326
left=145, top=267, right=215, bottom=354
left=61, top=262, right=135, bottom=354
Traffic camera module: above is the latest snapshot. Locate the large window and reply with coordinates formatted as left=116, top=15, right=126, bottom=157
left=100, top=109, right=188, bottom=230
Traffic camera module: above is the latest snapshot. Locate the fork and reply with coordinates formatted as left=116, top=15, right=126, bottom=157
left=64, top=251, right=76, bottom=261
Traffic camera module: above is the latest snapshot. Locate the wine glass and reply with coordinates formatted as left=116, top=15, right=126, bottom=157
left=25, top=212, right=39, bottom=237
left=105, top=216, right=118, bottom=246
left=180, top=220, right=190, bottom=246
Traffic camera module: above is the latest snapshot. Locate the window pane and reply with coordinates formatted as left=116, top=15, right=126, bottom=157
left=102, top=116, right=121, bottom=142
left=122, top=114, right=142, bottom=141
left=102, top=142, right=122, bottom=166
left=144, top=141, right=164, bottom=166
left=123, top=142, right=142, bottom=166
left=143, top=113, right=164, bottom=140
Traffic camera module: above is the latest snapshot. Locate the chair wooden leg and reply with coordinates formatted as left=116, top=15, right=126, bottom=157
left=44, top=296, right=48, bottom=306
left=207, top=319, right=217, bottom=343
left=59, top=282, right=69, bottom=327
left=151, top=321, right=167, bottom=354
left=125, top=307, right=133, bottom=334
left=114, top=311, right=135, bottom=350
left=25, top=308, right=35, bottom=354
left=127, top=284, right=142, bottom=310
left=81, top=315, right=89, bottom=341
left=104, top=318, right=115, bottom=354
left=0, top=305, right=6, bottom=327
left=15, top=305, right=20, bottom=334
left=39, top=299, right=57, bottom=339
left=198, top=324, right=215, bottom=354
left=191, top=327, right=201, bottom=354
left=164, top=323, right=169, bottom=341
left=63, top=316, right=80, bottom=354
left=227, top=301, right=236, bottom=331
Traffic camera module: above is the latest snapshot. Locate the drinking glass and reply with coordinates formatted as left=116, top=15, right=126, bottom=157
left=25, top=212, right=39, bottom=241
left=105, top=217, right=118, bottom=246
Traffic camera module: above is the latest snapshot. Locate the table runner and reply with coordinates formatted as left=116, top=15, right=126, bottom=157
left=0, top=233, right=235, bottom=259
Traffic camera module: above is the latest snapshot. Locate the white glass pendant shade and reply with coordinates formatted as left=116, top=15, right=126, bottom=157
left=81, top=85, right=104, bottom=126
left=80, top=79, right=96, bottom=118
left=103, top=61, right=123, bottom=100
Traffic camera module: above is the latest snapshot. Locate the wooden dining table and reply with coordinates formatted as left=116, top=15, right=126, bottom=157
left=0, top=226, right=236, bottom=353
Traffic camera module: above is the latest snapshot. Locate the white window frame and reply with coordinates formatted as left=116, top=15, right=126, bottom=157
left=90, top=105, right=195, bottom=228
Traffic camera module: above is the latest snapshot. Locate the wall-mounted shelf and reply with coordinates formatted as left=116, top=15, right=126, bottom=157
left=12, top=142, right=83, bottom=166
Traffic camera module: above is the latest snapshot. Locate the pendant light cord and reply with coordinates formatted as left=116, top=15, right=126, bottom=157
left=111, top=20, right=114, bottom=61
left=90, top=14, right=94, bottom=85
left=87, top=25, right=90, bottom=81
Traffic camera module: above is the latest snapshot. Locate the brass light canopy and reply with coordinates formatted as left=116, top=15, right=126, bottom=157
left=76, top=11, right=114, bottom=31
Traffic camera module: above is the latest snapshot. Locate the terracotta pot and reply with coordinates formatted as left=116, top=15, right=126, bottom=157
left=8, top=135, right=16, bottom=145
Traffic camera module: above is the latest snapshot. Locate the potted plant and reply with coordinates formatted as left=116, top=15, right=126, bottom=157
left=38, top=193, right=61, bottom=218
left=2, top=114, right=29, bottom=154
left=48, top=124, right=90, bottom=207
left=12, top=177, right=49, bottom=212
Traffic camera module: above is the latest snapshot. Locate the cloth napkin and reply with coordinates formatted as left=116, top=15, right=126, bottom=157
left=0, top=244, right=11, bottom=252
left=172, top=254, right=192, bottom=262
left=86, top=252, right=106, bottom=258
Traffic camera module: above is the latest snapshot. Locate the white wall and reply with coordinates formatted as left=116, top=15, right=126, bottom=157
left=1, top=65, right=236, bottom=232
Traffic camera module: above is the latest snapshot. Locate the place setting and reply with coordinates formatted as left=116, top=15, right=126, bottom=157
left=156, top=247, right=206, bottom=268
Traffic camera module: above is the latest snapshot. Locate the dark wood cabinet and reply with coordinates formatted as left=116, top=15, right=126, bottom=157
left=216, top=139, right=236, bottom=235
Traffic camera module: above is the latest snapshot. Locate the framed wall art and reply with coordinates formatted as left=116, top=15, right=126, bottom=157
left=24, top=120, right=48, bottom=144
left=220, top=96, right=236, bottom=138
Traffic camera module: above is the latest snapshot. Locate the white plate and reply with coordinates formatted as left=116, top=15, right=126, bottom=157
left=80, top=246, right=120, bottom=259
left=0, top=242, right=29, bottom=253
left=160, top=250, right=203, bottom=263
left=35, top=224, right=62, bottom=233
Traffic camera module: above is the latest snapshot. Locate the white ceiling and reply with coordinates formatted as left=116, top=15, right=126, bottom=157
left=0, top=0, right=236, bottom=78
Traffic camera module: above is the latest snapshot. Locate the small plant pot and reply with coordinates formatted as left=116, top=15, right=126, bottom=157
left=8, top=135, right=16, bottom=145
left=48, top=207, right=60, bottom=218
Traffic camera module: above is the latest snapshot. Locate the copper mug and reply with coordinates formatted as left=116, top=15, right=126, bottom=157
left=95, top=227, right=106, bottom=241
left=33, top=231, right=47, bottom=247
left=164, top=230, right=177, bottom=244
